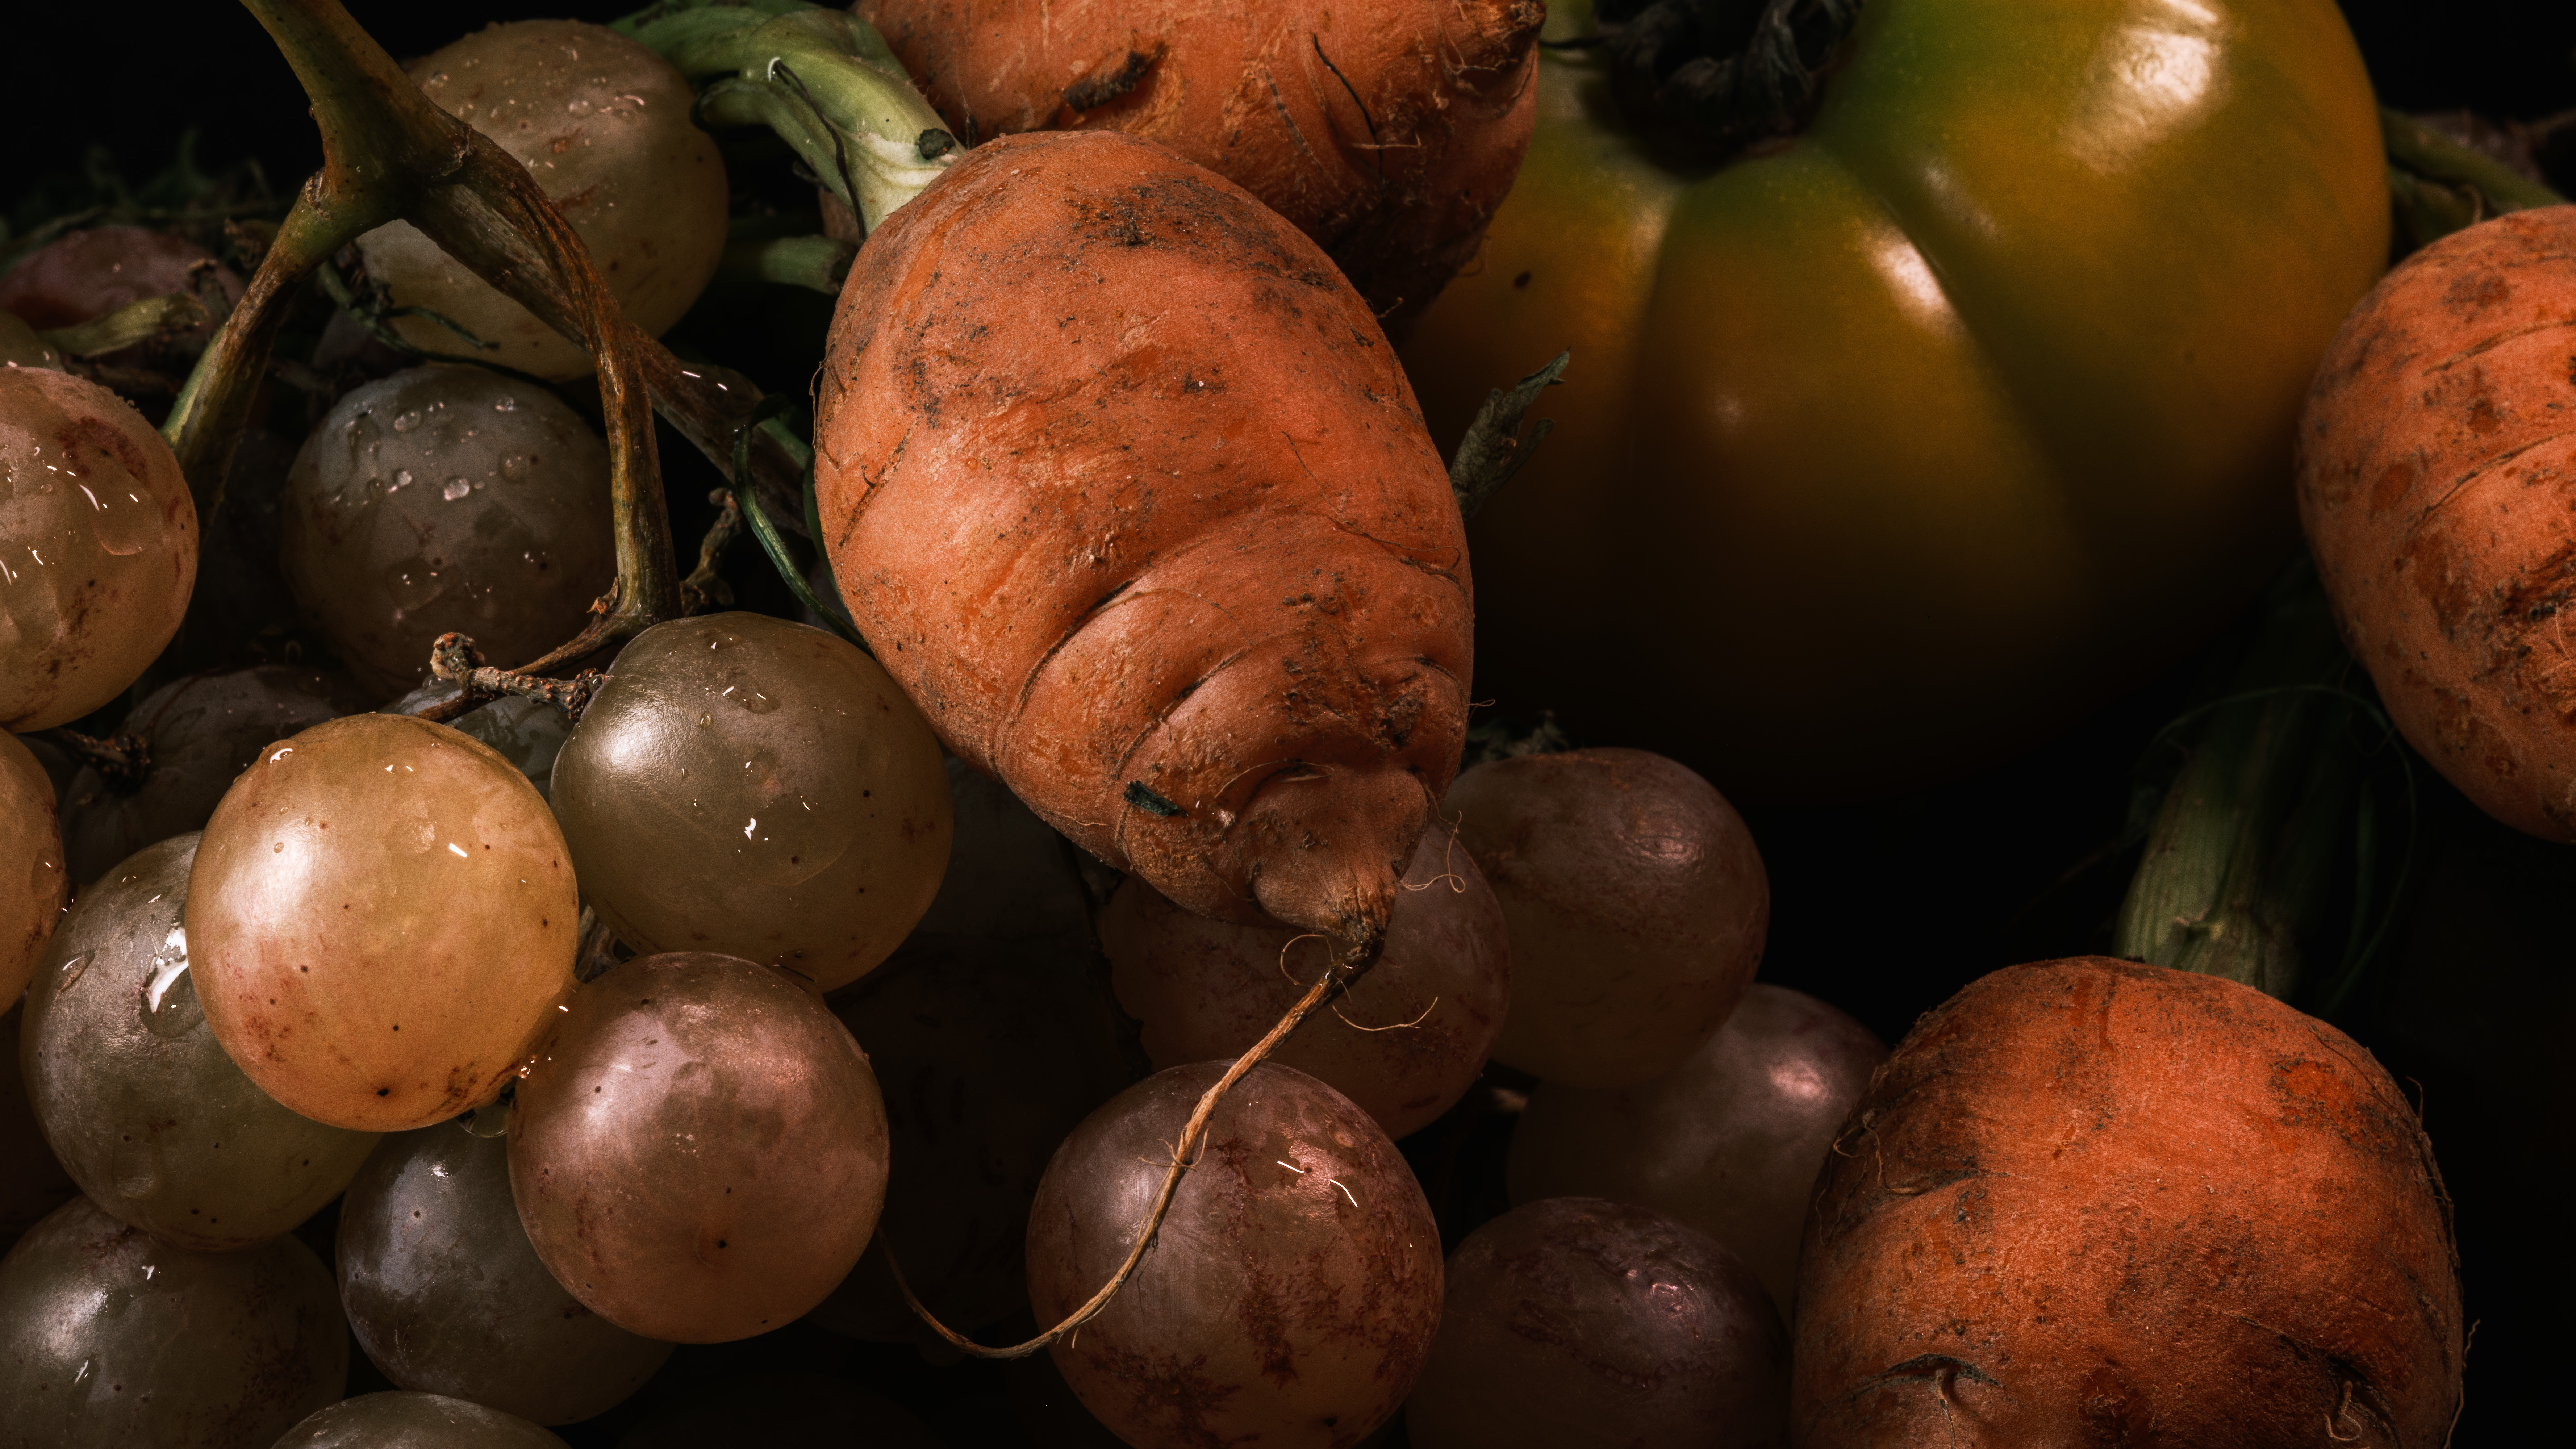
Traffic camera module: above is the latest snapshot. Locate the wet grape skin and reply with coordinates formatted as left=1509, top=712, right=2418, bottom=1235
left=0, top=1194, right=347, bottom=1448
left=280, top=364, right=613, bottom=696
left=0, top=729, right=68, bottom=1005
left=268, top=1390, right=565, bottom=1448
left=23, top=832, right=381, bottom=1249
left=1105, top=825, right=1510, bottom=1140
left=508, top=952, right=892, bottom=1343
left=58, top=665, right=372, bottom=888
left=1508, top=984, right=1888, bottom=1319
left=353, top=22, right=728, bottom=380
left=184, top=711, right=579, bottom=1132
left=0, top=365, right=199, bottom=732
left=551, top=613, right=952, bottom=993
left=1404, top=1197, right=1789, bottom=1449
left=1027, top=1061, right=1444, bottom=1449
left=338, top=1123, right=672, bottom=1424
left=1445, top=748, right=1770, bottom=1089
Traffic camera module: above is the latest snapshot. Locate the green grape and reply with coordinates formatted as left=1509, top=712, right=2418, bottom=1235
left=551, top=614, right=952, bottom=992
left=186, top=711, right=579, bottom=1132
left=339, top=1122, right=672, bottom=1424
left=270, top=1391, right=565, bottom=1448
left=59, top=666, right=372, bottom=887
left=22, top=832, right=381, bottom=1249
left=1444, top=748, right=1770, bottom=1089
left=1507, top=984, right=1887, bottom=1319
left=1027, top=1062, right=1443, bottom=1449
left=0, top=1004, right=78, bottom=1253
left=2, top=728, right=69, bottom=1004
left=280, top=365, right=614, bottom=696
left=1404, top=1198, right=1788, bottom=1449
left=0, top=1194, right=346, bottom=1447
left=1103, top=826, right=1510, bottom=1139
left=0, top=364, right=198, bottom=732
left=354, top=22, right=728, bottom=380
left=509, top=952, right=892, bottom=1342
left=0, top=310, right=63, bottom=368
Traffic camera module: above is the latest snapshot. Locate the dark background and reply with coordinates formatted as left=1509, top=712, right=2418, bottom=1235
left=8, top=1, right=2574, bottom=1444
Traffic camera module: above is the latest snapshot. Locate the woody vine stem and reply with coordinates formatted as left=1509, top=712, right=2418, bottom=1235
left=185, top=0, right=1372, bottom=1357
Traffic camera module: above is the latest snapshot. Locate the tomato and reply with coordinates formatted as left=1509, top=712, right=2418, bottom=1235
left=1403, top=0, right=2387, bottom=799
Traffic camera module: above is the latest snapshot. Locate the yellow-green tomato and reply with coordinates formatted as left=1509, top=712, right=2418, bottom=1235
left=1401, top=0, right=2388, bottom=798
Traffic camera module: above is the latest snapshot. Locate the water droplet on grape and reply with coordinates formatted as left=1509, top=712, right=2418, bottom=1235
left=384, top=560, right=446, bottom=612
left=495, top=397, right=519, bottom=413
left=392, top=410, right=423, bottom=433
left=567, top=97, right=594, bottom=116
left=442, top=477, right=472, bottom=502
left=734, top=690, right=779, bottom=714
left=499, top=452, right=533, bottom=480
left=697, top=713, right=712, bottom=728
left=393, top=468, right=414, bottom=490
left=57, top=951, right=93, bottom=992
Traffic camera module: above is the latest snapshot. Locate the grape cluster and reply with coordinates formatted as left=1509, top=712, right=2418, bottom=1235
left=0, top=9, right=1873, bottom=1447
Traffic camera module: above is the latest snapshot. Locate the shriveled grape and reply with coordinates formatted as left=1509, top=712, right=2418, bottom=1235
left=355, top=21, right=727, bottom=379
left=1, top=729, right=68, bottom=1004
left=339, top=1122, right=671, bottom=1423
left=0, top=1005, right=78, bottom=1252
left=1105, top=826, right=1508, bottom=1140
left=1027, top=1062, right=1442, bottom=1449
left=280, top=364, right=613, bottom=695
left=813, top=934, right=1136, bottom=1340
left=1508, top=984, right=1886, bottom=1318
left=0, top=364, right=199, bottom=732
left=23, top=833, right=380, bottom=1249
left=509, top=953, right=892, bottom=1342
left=1405, top=1198, right=1788, bottom=1449
left=1445, top=748, right=1768, bottom=1088
left=270, top=1391, right=565, bottom=1448
left=59, top=666, right=371, bottom=886
left=186, top=711, right=579, bottom=1131
left=0, top=1194, right=346, bottom=1448
left=551, top=613, right=951, bottom=991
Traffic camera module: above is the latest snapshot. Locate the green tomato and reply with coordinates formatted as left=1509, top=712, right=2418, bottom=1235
left=1403, top=0, right=2388, bottom=797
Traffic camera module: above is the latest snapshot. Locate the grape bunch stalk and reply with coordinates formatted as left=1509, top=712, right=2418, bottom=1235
left=0, top=1, right=1861, bottom=1446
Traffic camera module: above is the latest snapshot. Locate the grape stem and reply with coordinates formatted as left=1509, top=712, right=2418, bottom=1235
left=167, top=0, right=834, bottom=693
left=681, top=488, right=746, bottom=614
left=37, top=728, right=153, bottom=793
left=881, top=936, right=1381, bottom=1359
left=423, top=634, right=611, bottom=723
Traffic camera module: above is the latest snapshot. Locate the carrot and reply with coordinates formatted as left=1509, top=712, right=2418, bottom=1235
left=2299, top=204, right=2576, bottom=841
left=1795, top=957, right=2463, bottom=1443
left=812, top=127, right=1471, bottom=964
left=849, top=0, right=1545, bottom=328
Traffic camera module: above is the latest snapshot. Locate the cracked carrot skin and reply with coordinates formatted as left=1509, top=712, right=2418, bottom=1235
left=813, top=129, right=1471, bottom=951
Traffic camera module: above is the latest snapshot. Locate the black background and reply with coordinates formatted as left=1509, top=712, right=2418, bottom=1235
left=7, top=1, right=2575, bottom=1444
